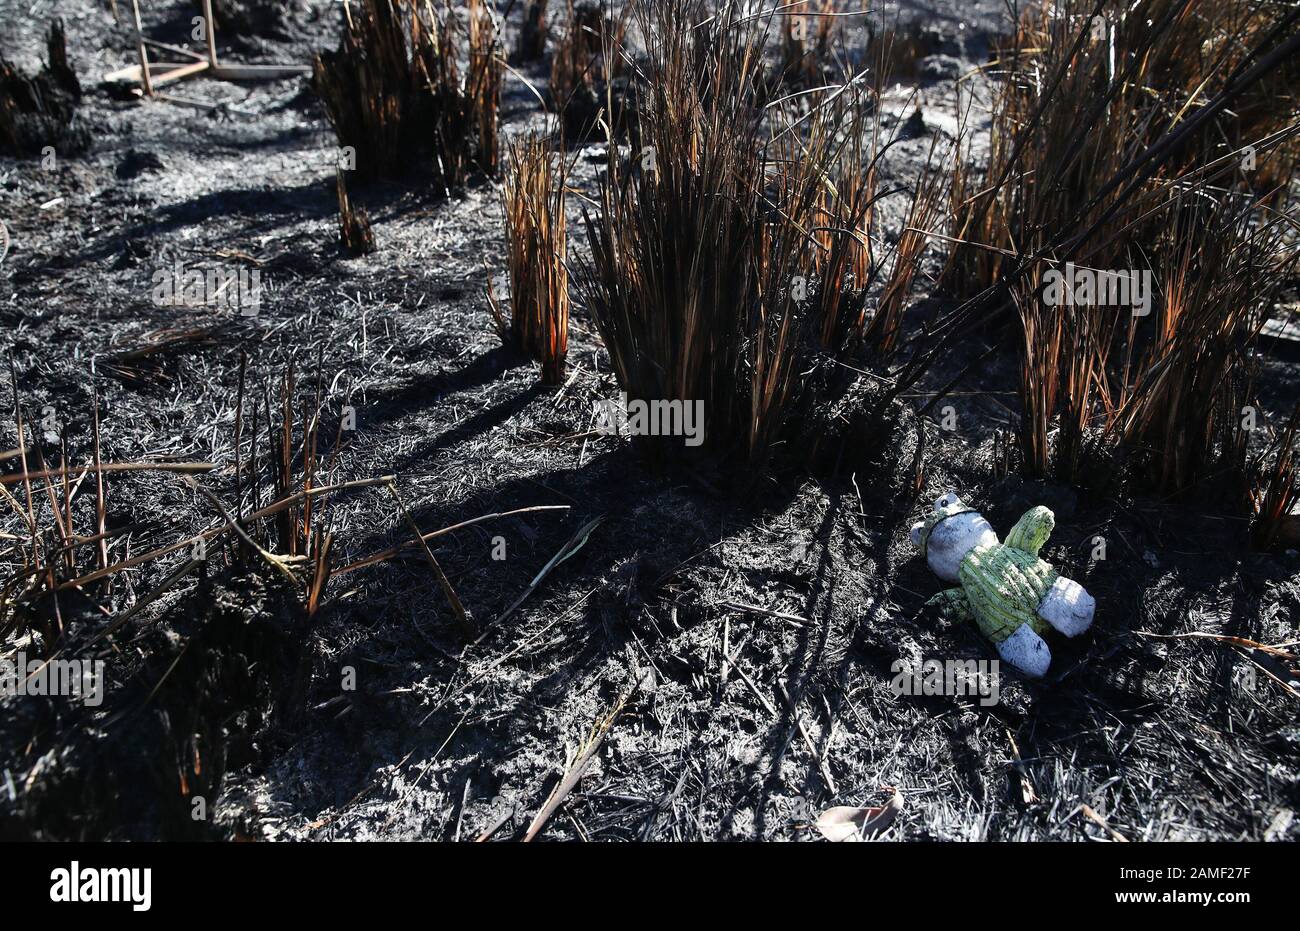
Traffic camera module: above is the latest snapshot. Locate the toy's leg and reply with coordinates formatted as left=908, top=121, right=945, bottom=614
left=996, top=624, right=1052, bottom=678
left=1036, top=576, right=1095, bottom=637
left=925, top=588, right=973, bottom=624
left=1005, top=506, right=1054, bottom=557
left=929, top=588, right=1052, bottom=678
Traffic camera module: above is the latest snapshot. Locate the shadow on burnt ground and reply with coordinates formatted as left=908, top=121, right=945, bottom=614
left=302, top=444, right=743, bottom=835
left=8, top=177, right=334, bottom=280
left=305, top=402, right=941, bottom=838
left=14, top=166, right=481, bottom=282
left=738, top=485, right=843, bottom=840
left=301, top=344, right=1300, bottom=840
left=277, top=367, right=920, bottom=838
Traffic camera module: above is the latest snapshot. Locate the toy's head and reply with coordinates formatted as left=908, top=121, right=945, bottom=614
left=910, top=492, right=999, bottom=583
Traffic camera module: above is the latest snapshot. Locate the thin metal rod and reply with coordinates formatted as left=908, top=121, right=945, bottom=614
left=202, top=0, right=219, bottom=67
left=129, top=0, right=153, bottom=96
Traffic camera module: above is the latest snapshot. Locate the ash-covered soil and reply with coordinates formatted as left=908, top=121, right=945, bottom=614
left=1, top=0, right=1298, bottom=842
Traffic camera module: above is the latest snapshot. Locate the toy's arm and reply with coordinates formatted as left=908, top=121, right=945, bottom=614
left=925, top=587, right=973, bottom=623
left=1004, top=506, right=1055, bottom=557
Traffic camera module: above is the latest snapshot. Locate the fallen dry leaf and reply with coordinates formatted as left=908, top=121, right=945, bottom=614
left=815, top=787, right=904, bottom=842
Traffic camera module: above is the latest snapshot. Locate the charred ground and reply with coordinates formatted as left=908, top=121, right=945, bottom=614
left=0, top=0, right=1297, bottom=841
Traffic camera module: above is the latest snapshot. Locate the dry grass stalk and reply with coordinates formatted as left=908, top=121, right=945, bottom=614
left=489, top=134, right=570, bottom=385
left=336, top=169, right=376, bottom=256
left=467, top=0, right=503, bottom=176
left=514, top=0, right=550, bottom=63
left=523, top=680, right=637, bottom=841
left=0, top=460, right=215, bottom=485
left=577, top=0, right=768, bottom=462
left=1251, top=406, right=1300, bottom=551
left=867, top=136, right=946, bottom=357
left=778, top=0, right=836, bottom=90
left=806, top=99, right=885, bottom=353
left=549, top=0, right=627, bottom=140
left=388, top=481, right=476, bottom=639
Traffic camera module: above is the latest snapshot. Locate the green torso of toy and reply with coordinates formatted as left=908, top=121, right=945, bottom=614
left=916, top=500, right=1094, bottom=676
left=957, top=540, right=1057, bottom=644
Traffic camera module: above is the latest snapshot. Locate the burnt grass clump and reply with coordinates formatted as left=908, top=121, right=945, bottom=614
left=0, top=0, right=1298, bottom=842
left=0, top=20, right=87, bottom=157
left=311, top=0, right=501, bottom=187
